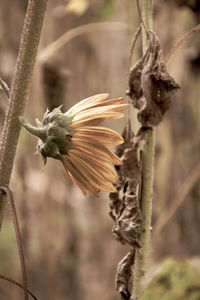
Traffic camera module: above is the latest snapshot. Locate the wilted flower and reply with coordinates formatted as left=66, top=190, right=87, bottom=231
left=20, top=94, right=128, bottom=196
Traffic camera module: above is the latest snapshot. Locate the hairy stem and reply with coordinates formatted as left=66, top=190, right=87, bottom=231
left=0, top=0, right=48, bottom=227
left=133, top=0, right=154, bottom=298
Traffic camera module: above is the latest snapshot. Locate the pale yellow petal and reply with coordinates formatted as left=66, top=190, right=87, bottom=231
left=69, top=148, right=118, bottom=183
left=67, top=94, right=109, bottom=116
left=64, top=167, right=88, bottom=195
left=71, top=118, right=106, bottom=128
left=60, top=94, right=127, bottom=195
left=61, top=156, right=99, bottom=195
left=70, top=112, right=125, bottom=128
left=70, top=98, right=124, bottom=117
left=72, top=136, right=122, bottom=165
left=68, top=151, right=117, bottom=193
left=73, top=126, right=124, bottom=145
left=72, top=104, right=129, bottom=122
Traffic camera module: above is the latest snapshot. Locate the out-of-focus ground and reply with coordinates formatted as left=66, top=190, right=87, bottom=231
left=0, top=0, right=200, bottom=299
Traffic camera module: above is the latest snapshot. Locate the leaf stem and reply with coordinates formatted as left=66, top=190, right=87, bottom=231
left=0, top=273, right=37, bottom=300
left=165, top=23, right=200, bottom=63
left=133, top=0, right=155, bottom=298
left=0, top=77, right=10, bottom=98
left=0, top=0, right=48, bottom=228
left=2, top=186, right=29, bottom=300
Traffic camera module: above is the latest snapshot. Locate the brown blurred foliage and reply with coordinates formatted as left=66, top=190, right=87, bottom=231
left=0, top=0, right=200, bottom=299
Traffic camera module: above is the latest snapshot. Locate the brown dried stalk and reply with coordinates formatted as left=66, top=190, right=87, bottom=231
left=165, top=23, right=200, bottom=63
left=39, top=21, right=129, bottom=62
left=0, top=273, right=37, bottom=300
left=0, top=77, right=10, bottom=98
left=154, top=162, right=200, bottom=235
left=1, top=186, right=29, bottom=300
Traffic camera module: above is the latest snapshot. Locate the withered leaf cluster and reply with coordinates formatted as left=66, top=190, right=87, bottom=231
left=127, top=31, right=180, bottom=126
left=109, top=121, right=149, bottom=299
left=110, top=29, right=180, bottom=299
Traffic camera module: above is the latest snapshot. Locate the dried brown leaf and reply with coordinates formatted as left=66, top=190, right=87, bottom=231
left=109, top=121, right=148, bottom=248
left=109, top=123, right=151, bottom=298
left=128, top=31, right=180, bottom=126
left=115, top=250, right=135, bottom=300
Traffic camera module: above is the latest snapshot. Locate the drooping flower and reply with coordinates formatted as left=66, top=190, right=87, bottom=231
left=20, top=94, right=128, bottom=196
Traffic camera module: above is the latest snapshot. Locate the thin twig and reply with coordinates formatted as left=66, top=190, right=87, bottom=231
left=38, top=21, right=129, bottom=62
left=128, top=24, right=142, bottom=72
left=0, top=77, right=10, bottom=98
left=1, top=186, right=29, bottom=300
left=136, top=0, right=149, bottom=38
left=165, top=23, right=200, bottom=63
left=154, top=162, right=200, bottom=235
left=0, top=273, right=37, bottom=300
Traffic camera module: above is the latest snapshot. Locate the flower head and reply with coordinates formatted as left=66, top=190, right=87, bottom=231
left=20, top=94, right=128, bottom=196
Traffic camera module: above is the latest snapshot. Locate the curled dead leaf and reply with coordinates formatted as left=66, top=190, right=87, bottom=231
left=109, top=121, right=149, bottom=248
left=115, top=250, right=135, bottom=300
left=109, top=122, right=151, bottom=298
left=127, top=31, right=180, bottom=126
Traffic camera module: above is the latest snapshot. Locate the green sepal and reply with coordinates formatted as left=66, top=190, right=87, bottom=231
left=21, top=105, right=75, bottom=163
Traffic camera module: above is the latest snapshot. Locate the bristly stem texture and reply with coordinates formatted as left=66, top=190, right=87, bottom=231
left=0, top=0, right=48, bottom=227
left=133, top=0, right=154, bottom=298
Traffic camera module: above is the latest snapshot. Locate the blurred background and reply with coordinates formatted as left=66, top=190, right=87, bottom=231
left=0, top=0, right=200, bottom=299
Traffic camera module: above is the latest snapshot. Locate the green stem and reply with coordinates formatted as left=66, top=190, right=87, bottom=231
left=141, top=0, right=153, bottom=50
left=133, top=0, right=154, bottom=298
left=0, top=0, right=48, bottom=228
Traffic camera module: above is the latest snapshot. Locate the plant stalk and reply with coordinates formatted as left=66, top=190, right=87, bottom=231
left=0, top=0, right=48, bottom=228
left=133, top=0, right=154, bottom=298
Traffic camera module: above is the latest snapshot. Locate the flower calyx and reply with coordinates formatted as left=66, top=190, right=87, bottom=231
left=19, top=106, right=75, bottom=164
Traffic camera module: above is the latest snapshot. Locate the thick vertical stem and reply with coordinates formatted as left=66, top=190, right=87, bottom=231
left=133, top=0, right=154, bottom=298
left=141, top=0, right=153, bottom=49
left=0, top=0, right=48, bottom=227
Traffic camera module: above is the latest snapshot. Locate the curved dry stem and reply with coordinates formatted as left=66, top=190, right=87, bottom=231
left=136, top=0, right=149, bottom=37
left=2, top=186, right=29, bottom=300
left=165, top=23, right=200, bottom=63
left=38, top=21, right=129, bottom=62
left=128, top=24, right=142, bottom=72
left=0, top=273, right=37, bottom=300
left=154, top=162, right=200, bottom=235
left=0, top=77, right=10, bottom=98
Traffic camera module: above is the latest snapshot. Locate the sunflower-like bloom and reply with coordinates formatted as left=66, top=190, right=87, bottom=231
left=20, top=94, right=128, bottom=196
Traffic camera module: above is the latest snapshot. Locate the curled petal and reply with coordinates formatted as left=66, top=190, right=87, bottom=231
left=61, top=156, right=99, bottom=195
left=69, top=148, right=118, bottom=183
left=72, top=104, right=129, bottom=122
left=72, top=136, right=122, bottom=165
left=70, top=112, right=126, bottom=128
left=66, top=93, right=109, bottom=116
left=73, top=126, right=124, bottom=145
left=68, top=152, right=117, bottom=193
